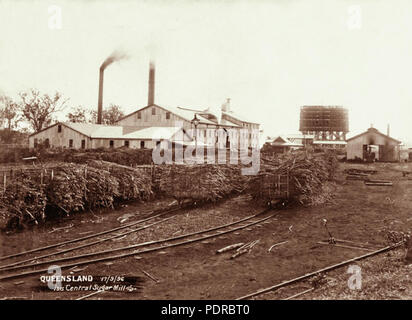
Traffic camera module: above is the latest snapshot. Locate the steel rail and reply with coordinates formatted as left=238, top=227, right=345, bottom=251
left=0, top=212, right=276, bottom=280
left=0, top=215, right=178, bottom=270
left=0, top=204, right=186, bottom=261
left=0, top=209, right=271, bottom=273
left=235, top=241, right=405, bottom=300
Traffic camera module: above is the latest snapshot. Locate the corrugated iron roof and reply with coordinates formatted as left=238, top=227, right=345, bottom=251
left=123, top=126, right=183, bottom=140
left=346, top=127, right=401, bottom=144
left=222, top=110, right=259, bottom=125
left=269, top=135, right=303, bottom=147
left=61, top=122, right=187, bottom=140
left=117, top=104, right=256, bottom=126
left=64, top=122, right=124, bottom=139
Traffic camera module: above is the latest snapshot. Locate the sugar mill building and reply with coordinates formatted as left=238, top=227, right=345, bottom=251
left=29, top=62, right=260, bottom=150
left=346, top=127, right=401, bottom=162
left=28, top=122, right=193, bottom=149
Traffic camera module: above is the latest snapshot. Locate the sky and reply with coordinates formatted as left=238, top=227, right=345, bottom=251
left=0, top=0, right=411, bottom=145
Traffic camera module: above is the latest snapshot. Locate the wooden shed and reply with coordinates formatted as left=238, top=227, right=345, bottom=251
left=346, top=127, right=401, bottom=162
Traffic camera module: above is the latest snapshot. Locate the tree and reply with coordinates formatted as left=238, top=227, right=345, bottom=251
left=19, top=89, right=69, bottom=132
left=104, top=104, right=125, bottom=124
left=89, top=104, right=125, bottom=125
left=66, top=105, right=88, bottom=123
left=0, top=95, right=20, bottom=130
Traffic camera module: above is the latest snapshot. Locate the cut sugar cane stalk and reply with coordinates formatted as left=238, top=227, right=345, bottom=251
left=248, top=240, right=260, bottom=249
left=237, top=240, right=259, bottom=252
left=236, top=241, right=253, bottom=252
left=135, top=265, right=159, bottom=283
left=231, top=240, right=260, bottom=259
left=231, top=248, right=250, bottom=259
left=216, top=243, right=244, bottom=254
left=268, top=241, right=288, bottom=252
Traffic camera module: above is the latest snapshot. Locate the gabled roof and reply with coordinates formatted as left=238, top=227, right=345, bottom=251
left=116, top=104, right=219, bottom=126
left=29, top=122, right=99, bottom=138
left=116, top=103, right=256, bottom=127
left=123, top=126, right=189, bottom=140
left=30, top=122, right=190, bottom=141
left=269, top=135, right=303, bottom=147
left=346, top=127, right=401, bottom=144
left=222, top=110, right=260, bottom=125
left=65, top=122, right=123, bottom=138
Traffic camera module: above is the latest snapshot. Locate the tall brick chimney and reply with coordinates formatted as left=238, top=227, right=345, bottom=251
left=148, top=61, right=155, bottom=106
left=97, top=67, right=104, bottom=124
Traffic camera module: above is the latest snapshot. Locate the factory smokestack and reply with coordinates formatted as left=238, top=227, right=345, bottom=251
left=97, top=68, right=104, bottom=124
left=387, top=123, right=390, bottom=136
left=148, top=61, right=155, bottom=106
left=97, top=51, right=128, bottom=124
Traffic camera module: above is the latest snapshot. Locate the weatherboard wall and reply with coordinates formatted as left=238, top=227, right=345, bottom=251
left=28, top=124, right=91, bottom=149
left=346, top=129, right=400, bottom=161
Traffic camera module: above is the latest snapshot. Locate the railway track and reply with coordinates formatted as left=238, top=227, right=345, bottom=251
left=0, top=203, right=187, bottom=262
left=235, top=240, right=405, bottom=300
left=0, top=207, right=276, bottom=281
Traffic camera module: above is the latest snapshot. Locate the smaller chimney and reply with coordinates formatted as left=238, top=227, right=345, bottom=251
left=148, top=61, right=155, bottom=106
left=387, top=123, right=390, bottom=136
left=221, top=98, right=231, bottom=112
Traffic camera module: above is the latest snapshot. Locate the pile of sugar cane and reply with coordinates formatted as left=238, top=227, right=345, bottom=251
left=154, top=164, right=248, bottom=203
left=249, top=151, right=338, bottom=206
left=0, top=161, right=153, bottom=229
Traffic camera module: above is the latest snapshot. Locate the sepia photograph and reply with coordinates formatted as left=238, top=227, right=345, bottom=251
left=0, top=0, right=411, bottom=312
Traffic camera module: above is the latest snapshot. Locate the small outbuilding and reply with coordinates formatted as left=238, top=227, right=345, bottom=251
left=263, top=136, right=303, bottom=154
left=346, top=127, right=401, bottom=162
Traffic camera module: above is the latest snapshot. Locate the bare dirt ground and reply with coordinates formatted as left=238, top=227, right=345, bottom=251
left=0, top=162, right=411, bottom=300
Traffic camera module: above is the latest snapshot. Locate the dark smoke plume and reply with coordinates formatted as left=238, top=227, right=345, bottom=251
left=100, top=50, right=128, bottom=71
